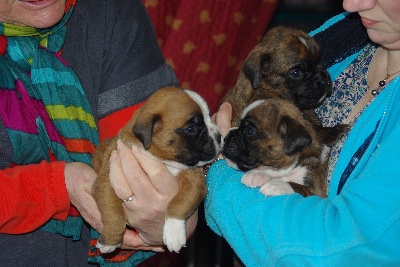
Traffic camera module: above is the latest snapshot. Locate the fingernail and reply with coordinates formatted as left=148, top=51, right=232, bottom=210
left=220, top=102, right=229, bottom=109
left=153, top=247, right=165, bottom=252
left=110, top=150, right=118, bottom=162
left=117, top=139, right=126, bottom=151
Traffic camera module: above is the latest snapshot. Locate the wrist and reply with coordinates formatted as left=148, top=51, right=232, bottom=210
left=51, top=161, right=71, bottom=220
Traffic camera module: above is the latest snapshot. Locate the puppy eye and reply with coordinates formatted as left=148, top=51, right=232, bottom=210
left=242, top=125, right=257, bottom=136
left=186, top=124, right=197, bottom=134
left=289, top=69, right=303, bottom=79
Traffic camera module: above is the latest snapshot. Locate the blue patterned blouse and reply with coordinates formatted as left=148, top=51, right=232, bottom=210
left=316, top=43, right=378, bottom=184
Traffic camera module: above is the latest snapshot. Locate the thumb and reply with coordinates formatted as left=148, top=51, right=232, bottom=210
left=216, top=102, right=232, bottom=137
left=121, top=229, right=165, bottom=252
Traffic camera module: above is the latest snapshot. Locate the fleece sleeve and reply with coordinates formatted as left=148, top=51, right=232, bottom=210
left=205, top=155, right=400, bottom=267
left=0, top=160, right=70, bottom=234
left=205, top=99, right=400, bottom=267
left=206, top=90, right=400, bottom=266
left=205, top=12, right=400, bottom=267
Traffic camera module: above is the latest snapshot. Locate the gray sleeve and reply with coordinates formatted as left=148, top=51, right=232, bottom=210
left=0, top=119, right=13, bottom=169
left=62, top=0, right=178, bottom=121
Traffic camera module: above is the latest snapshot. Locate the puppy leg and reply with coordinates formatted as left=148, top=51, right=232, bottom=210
left=93, top=172, right=127, bottom=253
left=260, top=181, right=315, bottom=197
left=260, top=169, right=314, bottom=197
left=241, top=169, right=273, bottom=188
left=260, top=181, right=295, bottom=196
left=288, top=182, right=315, bottom=197
left=163, top=168, right=207, bottom=252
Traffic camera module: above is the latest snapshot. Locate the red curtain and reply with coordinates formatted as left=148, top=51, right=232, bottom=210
left=143, top=0, right=279, bottom=113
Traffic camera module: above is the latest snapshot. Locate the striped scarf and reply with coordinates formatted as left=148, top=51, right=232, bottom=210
left=0, top=0, right=98, bottom=239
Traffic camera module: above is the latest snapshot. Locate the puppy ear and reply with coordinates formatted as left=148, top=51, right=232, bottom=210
left=298, top=35, right=318, bottom=54
left=318, top=124, right=349, bottom=147
left=132, top=114, right=161, bottom=150
left=278, top=116, right=311, bottom=155
left=242, top=53, right=269, bottom=90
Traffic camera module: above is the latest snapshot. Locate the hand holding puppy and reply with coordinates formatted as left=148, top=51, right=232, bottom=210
left=92, top=87, right=219, bottom=253
left=64, top=161, right=167, bottom=252
left=108, top=141, right=197, bottom=248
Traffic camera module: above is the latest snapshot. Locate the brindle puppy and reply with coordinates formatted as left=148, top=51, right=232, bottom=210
left=223, top=99, right=328, bottom=198
left=223, top=26, right=347, bottom=147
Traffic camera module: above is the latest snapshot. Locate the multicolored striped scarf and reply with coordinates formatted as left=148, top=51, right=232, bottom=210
left=0, top=0, right=98, bottom=239
left=0, top=2, right=155, bottom=266
left=1, top=2, right=156, bottom=265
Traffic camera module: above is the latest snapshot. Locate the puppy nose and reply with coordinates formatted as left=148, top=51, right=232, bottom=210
left=318, top=71, right=332, bottom=89
left=215, top=133, right=222, bottom=144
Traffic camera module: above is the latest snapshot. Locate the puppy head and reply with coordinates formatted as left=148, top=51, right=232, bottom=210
left=241, top=26, right=332, bottom=109
left=222, top=99, right=313, bottom=172
left=129, top=87, right=221, bottom=170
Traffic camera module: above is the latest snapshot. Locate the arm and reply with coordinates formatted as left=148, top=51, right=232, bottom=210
left=205, top=102, right=400, bottom=266
left=62, top=0, right=178, bottom=122
left=83, top=0, right=191, bottom=249
left=0, top=160, right=103, bottom=239
left=0, top=161, right=69, bottom=233
left=205, top=152, right=400, bottom=266
left=65, top=0, right=186, bottom=253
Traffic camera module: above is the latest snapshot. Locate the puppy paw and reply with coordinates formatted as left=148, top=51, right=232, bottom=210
left=163, top=218, right=186, bottom=253
left=241, top=170, right=272, bottom=188
left=96, top=242, right=120, bottom=254
left=260, top=181, right=294, bottom=196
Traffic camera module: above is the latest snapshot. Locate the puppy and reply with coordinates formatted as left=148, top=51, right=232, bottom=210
left=223, top=26, right=347, bottom=146
left=92, top=87, right=221, bottom=253
left=223, top=99, right=328, bottom=198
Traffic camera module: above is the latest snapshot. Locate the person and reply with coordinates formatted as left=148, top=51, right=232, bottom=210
left=205, top=0, right=400, bottom=266
left=0, top=0, right=197, bottom=266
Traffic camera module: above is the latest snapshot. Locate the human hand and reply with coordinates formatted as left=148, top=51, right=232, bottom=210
left=212, top=102, right=232, bottom=138
left=212, top=102, right=232, bottom=159
left=64, top=161, right=164, bottom=252
left=109, top=140, right=198, bottom=249
left=64, top=162, right=102, bottom=231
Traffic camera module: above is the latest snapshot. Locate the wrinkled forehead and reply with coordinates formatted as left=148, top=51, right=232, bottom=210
left=241, top=100, right=279, bottom=128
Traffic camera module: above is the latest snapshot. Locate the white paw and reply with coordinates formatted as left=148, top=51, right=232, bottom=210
left=163, top=218, right=186, bottom=252
left=96, top=242, right=120, bottom=253
left=241, top=170, right=272, bottom=188
left=260, top=181, right=294, bottom=196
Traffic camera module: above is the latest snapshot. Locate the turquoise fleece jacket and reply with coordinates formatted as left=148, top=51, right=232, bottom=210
left=205, top=13, right=400, bottom=267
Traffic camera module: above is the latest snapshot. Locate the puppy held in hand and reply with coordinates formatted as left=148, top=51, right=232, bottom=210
left=222, top=99, right=328, bottom=198
left=92, top=87, right=221, bottom=253
left=223, top=26, right=347, bottom=147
